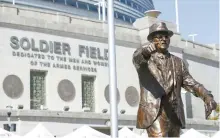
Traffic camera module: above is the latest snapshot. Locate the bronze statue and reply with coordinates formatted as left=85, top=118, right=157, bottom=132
left=132, top=22, right=217, bottom=137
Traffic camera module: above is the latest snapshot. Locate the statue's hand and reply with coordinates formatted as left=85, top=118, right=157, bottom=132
left=142, top=43, right=156, bottom=57
left=204, top=94, right=217, bottom=119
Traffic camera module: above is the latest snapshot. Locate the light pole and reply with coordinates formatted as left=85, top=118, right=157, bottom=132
left=175, top=0, right=180, bottom=33
left=94, top=2, right=101, bottom=20
left=101, top=0, right=106, bottom=22
left=6, top=105, right=13, bottom=132
left=185, top=40, right=188, bottom=47
left=107, top=0, right=118, bottom=137
left=94, top=0, right=107, bottom=22
left=188, top=34, right=198, bottom=42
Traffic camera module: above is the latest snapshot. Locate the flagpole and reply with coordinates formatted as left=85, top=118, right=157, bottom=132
left=102, top=0, right=106, bottom=21
left=107, top=0, right=118, bottom=137
left=98, top=3, right=101, bottom=20
left=175, top=0, right=180, bottom=33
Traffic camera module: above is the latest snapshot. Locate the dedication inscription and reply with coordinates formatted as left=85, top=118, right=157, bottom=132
left=10, top=36, right=109, bottom=72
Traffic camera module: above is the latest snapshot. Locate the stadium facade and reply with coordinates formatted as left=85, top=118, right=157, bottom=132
left=1, top=0, right=155, bottom=24
left=0, top=1, right=219, bottom=137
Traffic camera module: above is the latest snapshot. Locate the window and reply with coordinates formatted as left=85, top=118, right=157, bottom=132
left=123, top=15, right=127, bottom=22
left=129, top=18, right=132, bottom=23
left=78, top=1, right=87, bottom=10
left=76, top=1, right=78, bottom=8
left=127, top=0, right=131, bottom=6
left=131, top=2, right=133, bottom=7
left=117, top=12, right=124, bottom=21
left=115, top=12, right=118, bottom=18
left=136, top=4, right=139, bottom=10
left=123, top=15, right=126, bottom=21
left=149, top=0, right=154, bottom=4
left=55, top=0, right=65, bottom=4
left=100, top=8, right=107, bottom=15
left=120, top=0, right=126, bottom=4
left=89, top=4, right=98, bottom=12
left=30, top=70, right=47, bottom=110
left=131, top=17, right=136, bottom=23
left=86, top=4, right=90, bottom=10
left=82, top=75, right=95, bottom=112
left=66, top=0, right=76, bottom=7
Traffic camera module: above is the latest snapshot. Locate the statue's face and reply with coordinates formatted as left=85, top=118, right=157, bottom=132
left=152, top=32, right=170, bottom=52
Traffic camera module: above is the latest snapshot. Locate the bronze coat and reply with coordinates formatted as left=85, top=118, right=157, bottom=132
left=133, top=46, right=211, bottom=129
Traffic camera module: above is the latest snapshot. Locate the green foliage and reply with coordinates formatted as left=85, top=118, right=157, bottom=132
left=208, top=114, right=219, bottom=120
left=215, top=104, right=220, bottom=113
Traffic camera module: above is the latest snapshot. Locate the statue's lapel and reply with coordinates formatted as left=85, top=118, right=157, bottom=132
left=172, top=56, right=182, bottom=87
left=148, top=57, right=164, bottom=89
left=164, top=56, right=175, bottom=92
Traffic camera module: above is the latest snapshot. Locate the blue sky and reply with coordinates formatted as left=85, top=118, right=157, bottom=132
left=153, top=0, right=219, bottom=45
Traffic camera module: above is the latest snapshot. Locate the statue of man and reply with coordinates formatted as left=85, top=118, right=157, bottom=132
left=132, top=22, right=217, bottom=137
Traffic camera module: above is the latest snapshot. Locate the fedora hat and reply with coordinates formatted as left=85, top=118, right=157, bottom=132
left=147, top=22, right=173, bottom=41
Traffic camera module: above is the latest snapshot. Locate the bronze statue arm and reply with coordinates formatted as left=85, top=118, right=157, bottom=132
left=132, top=47, right=148, bottom=70
left=132, top=43, right=155, bottom=70
left=181, top=61, right=217, bottom=118
left=181, top=61, right=211, bottom=100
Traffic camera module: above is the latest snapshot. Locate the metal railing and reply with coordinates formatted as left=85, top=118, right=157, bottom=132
left=183, top=39, right=219, bottom=57
left=1, top=0, right=144, bottom=20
